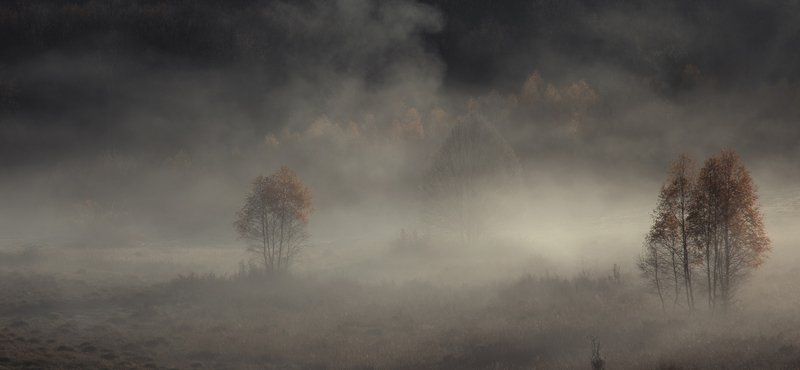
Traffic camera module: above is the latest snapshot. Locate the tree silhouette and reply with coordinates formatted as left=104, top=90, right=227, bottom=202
left=650, top=153, right=697, bottom=311
left=645, top=205, right=684, bottom=311
left=642, top=150, right=770, bottom=313
left=234, top=166, right=314, bottom=275
left=689, top=149, right=770, bottom=311
left=636, top=236, right=669, bottom=320
left=418, top=112, right=521, bottom=245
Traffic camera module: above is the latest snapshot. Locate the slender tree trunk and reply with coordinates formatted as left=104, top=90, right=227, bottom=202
left=672, top=250, right=680, bottom=306
left=712, top=232, right=719, bottom=311
left=681, top=201, right=694, bottom=312
left=683, top=247, right=693, bottom=310
left=722, top=223, right=730, bottom=312
left=655, top=253, right=667, bottom=321
left=270, top=214, right=277, bottom=273
left=261, top=214, right=271, bottom=273
left=706, top=237, right=713, bottom=310
left=278, top=212, right=285, bottom=274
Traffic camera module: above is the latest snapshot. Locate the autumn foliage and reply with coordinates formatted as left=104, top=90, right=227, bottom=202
left=639, top=153, right=697, bottom=316
left=639, top=150, right=770, bottom=314
left=234, top=165, right=314, bottom=275
left=690, top=149, right=770, bottom=310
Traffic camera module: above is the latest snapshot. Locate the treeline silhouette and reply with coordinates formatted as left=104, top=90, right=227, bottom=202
left=3, top=0, right=800, bottom=85
left=422, top=0, right=800, bottom=86
left=3, top=0, right=800, bottom=170
left=2, top=0, right=255, bottom=64
left=3, top=0, right=800, bottom=125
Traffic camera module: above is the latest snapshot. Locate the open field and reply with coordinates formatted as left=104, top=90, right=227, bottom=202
left=0, top=240, right=799, bottom=370
left=4, top=1, right=800, bottom=369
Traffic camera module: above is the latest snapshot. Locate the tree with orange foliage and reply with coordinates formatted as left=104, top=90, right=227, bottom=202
left=234, top=166, right=314, bottom=275
left=688, top=149, right=770, bottom=311
left=429, top=107, right=453, bottom=138
left=520, top=70, right=544, bottom=107
left=649, top=153, right=698, bottom=312
left=391, top=107, right=425, bottom=141
left=560, top=80, right=597, bottom=133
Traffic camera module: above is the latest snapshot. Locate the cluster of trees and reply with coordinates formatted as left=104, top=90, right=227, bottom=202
left=638, top=150, right=770, bottom=315
left=461, top=71, right=599, bottom=137
left=5, top=0, right=800, bottom=86
left=0, top=0, right=246, bottom=64
left=257, top=71, right=598, bottom=184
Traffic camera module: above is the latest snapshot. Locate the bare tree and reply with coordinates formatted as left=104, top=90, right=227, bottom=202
left=689, top=149, right=771, bottom=311
left=637, top=231, right=670, bottom=320
left=418, top=112, right=521, bottom=245
left=234, top=165, right=314, bottom=275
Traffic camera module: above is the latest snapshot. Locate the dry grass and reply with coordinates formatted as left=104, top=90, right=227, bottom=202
left=0, top=246, right=798, bottom=370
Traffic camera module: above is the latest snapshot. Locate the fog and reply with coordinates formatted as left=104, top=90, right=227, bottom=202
left=1, top=0, right=800, bottom=369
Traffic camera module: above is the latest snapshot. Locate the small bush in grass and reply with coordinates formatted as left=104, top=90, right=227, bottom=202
left=168, top=260, right=268, bottom=294
left=589, top=336, right=605, bottom=370
left=232, top=260, right=266, bottom=282
left=171, top=272, right=227, bottom=290
left=390, top=227, right=430, bottom=254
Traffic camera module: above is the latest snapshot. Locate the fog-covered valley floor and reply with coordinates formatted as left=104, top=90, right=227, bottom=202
left=1, top=185, right=799, bottom=370
left=4, top=0, right=800, bottom=368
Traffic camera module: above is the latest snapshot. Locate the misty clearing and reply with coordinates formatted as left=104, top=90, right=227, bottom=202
left=2, top=1, right=800, bottom=370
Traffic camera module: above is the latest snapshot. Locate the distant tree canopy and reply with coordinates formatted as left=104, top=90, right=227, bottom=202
left=418, top=112, right=521, bottom=244
left=234, top=165, right=314, bottom=275
left=638, top=150, right=770, bottom=313
left=4, top=0, right=800, bottom=86
left=6, top=0, right=800, bottom=169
